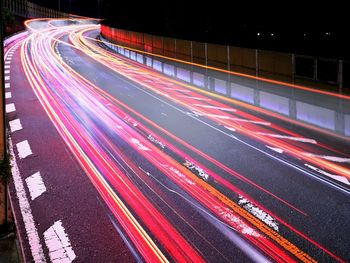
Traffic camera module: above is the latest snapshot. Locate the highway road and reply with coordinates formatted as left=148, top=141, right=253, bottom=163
left=4, top=18, right=350, bottom=262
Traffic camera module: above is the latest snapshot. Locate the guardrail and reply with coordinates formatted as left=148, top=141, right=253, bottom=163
left=101, top=25, right=349, bottom=95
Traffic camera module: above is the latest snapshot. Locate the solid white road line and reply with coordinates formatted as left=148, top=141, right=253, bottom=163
left=9, top=138, right=46, bottom=263
left=25, top=172, right=47, bottom=201
left=16, top=140, right=33, bottom=159
left=9, top=119, right=23, bottom=133
left=5, top=92, right=12, bottom=99
left=5, top=103, right=16, bottom=113
left=44, top=220, right=76, bottom=263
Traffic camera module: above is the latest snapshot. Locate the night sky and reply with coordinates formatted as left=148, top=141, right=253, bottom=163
left=30, top=0, right=349, bottom=59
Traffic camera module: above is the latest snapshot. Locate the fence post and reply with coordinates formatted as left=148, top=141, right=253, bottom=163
left=338, top=60, right=343, bottom=94
left=226, top=45, right=231, bottom=96
left=255, top=49, right=259, bottom=77
left=190, top=41, right=193, bottom=63
left=292, top=53, right=295, bottom=84
left=313, top=58, right=318, bottom=81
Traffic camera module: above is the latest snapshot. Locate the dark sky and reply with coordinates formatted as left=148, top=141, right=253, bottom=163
left=30, top=0, right=349, bottom=58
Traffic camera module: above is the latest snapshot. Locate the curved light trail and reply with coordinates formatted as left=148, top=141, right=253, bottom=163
left=12, top=18, right=349, bottom=262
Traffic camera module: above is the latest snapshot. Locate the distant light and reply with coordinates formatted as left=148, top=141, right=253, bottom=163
left=270, top=33, right=274, bottom=37
left=303, top=33, right=307, bottom=37
left=257, top=32, right=260, bottom=36
left=325, top=32, right=331, bottom=36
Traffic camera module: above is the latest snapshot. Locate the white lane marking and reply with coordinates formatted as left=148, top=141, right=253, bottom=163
left=5, top=92, right=12, bottom=99
left=238, top=196, right=279, bottom=231
left=305, top=164, right=350, bottom=185
left=266, top=146, right=284, bottom=154
left=5, top=103, right=16, bottom=113
left=256, top=133, right=316, bottom=144
left=16, top=140, right=33, bottom=159
left=177, top=95, right=212, bottom=101
left=163, top=87, right=191, bottom=93
left=5, top=70, right=10, bottom=74
left=303, top=153, right=350, bottom=164
left=8, top=138, right=46, bottom=263
left=5, top=83, right=10, bottom=89
left=201, top=113, right=232, bottom=120
left=5, top=76, right=10, bottom=81
left=5, top=65, right=11, bottom=69
left=9, top=119, right=23, bottom=133
left=224, top=126, right=236, bottom=132
left=5, top=61, right=11, bottom=64
left=25, top=172, right=47, bottom=201
left=231, top=119, right=271, bottom=126
left=130, top=138, right=151, bottom=151
left=44, top=220, right=76, bottom=263
left=193, top=104, right=237, bottom=112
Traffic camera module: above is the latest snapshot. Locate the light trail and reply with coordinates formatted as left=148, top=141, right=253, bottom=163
left=74, top=27, right=350, bottom=183
left=15, top=18, right=349, bottom=262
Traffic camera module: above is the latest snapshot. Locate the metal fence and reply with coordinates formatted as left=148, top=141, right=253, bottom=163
left=3, top=0, right=69, bottom=18
left=101, top=25, right=349, bottom=94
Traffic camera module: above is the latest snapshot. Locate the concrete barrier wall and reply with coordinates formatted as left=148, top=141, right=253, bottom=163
left=100, top=35, right=350, bottom=138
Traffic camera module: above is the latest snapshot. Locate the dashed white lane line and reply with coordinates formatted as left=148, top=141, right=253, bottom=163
left=303, top=153, right=350, bottom=164
left=5, top=103, right=16, bottom=113
left=5, top=65, right=11, bottom=69
left=193, top=104, right=237, bottom=112
left=9, top=119, right=23, bottom=133
left=256, top=132, right=316, bottom=144
left=9, top=138, right=46, bottom=263
left=238, top=196, right=279, bottom=232
left=5, top=69, right=10, bottom=74
left=177, top=95, right=212, bottom=101
left=224, top=126, right=236, bottom=132
left=5, top=92, right=12, bottom=99
left=5, top=83, right=10, bottom=89
left=16, top=140, right=33, bottom=159
left=44, top=220, right=76, bottom=263
left=5, top=75, right=10, bottom=81
left=163, top=87, right=191, bottom=93
left=266, top=146, right=284, bottom=154
left=305, top=164, right=350, bottom=185
left=25, top=172, right=47, bottom=201
left=5, top=61, right=11, bottom=65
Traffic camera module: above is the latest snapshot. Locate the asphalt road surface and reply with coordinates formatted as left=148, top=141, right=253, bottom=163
left=4, top=18, right=350, bottom=263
